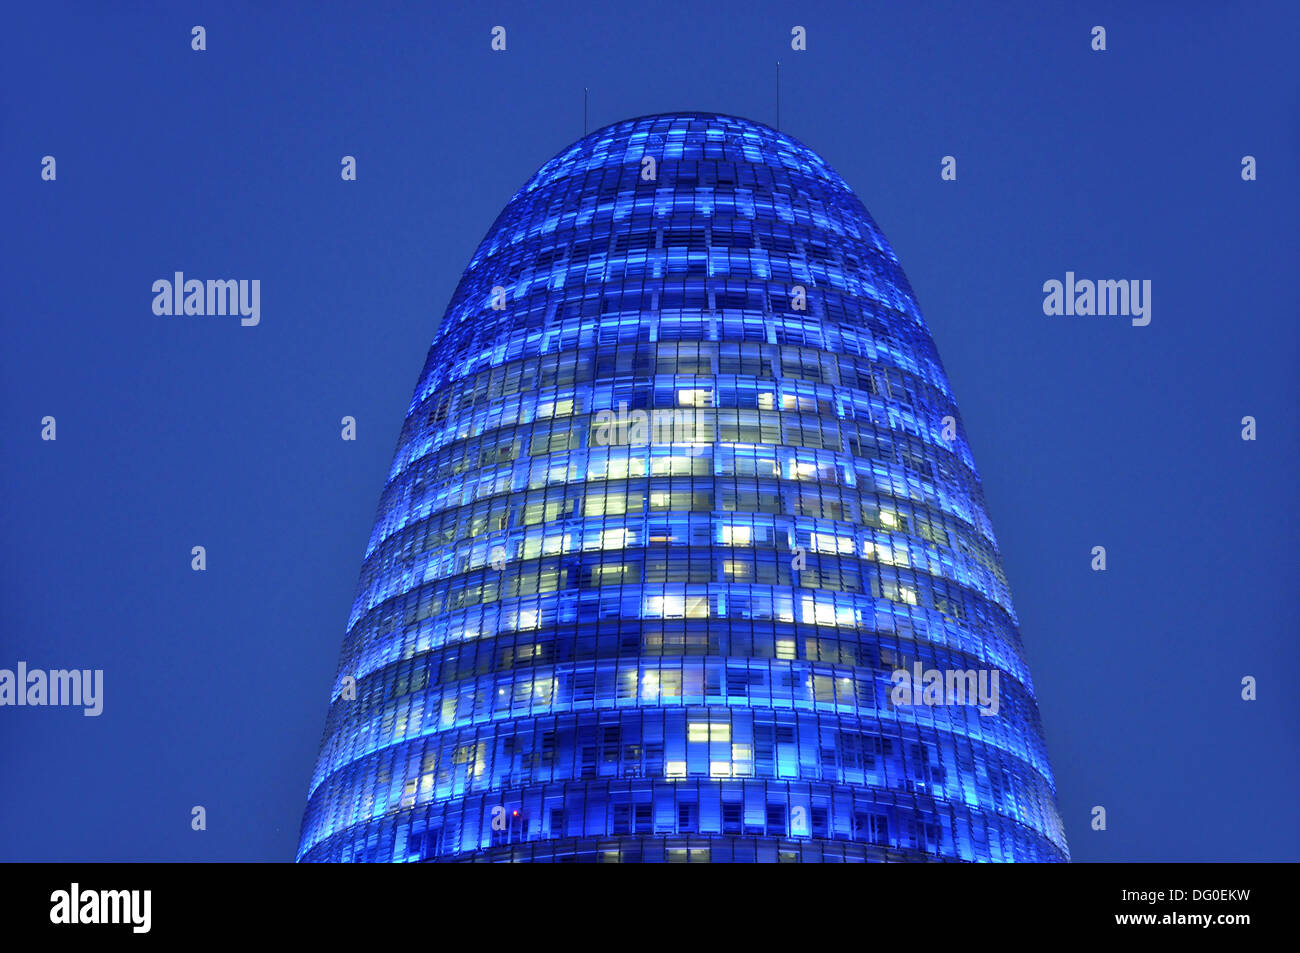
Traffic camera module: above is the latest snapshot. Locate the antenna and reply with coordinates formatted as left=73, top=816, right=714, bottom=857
left=584, top=87, right=588, bottom=135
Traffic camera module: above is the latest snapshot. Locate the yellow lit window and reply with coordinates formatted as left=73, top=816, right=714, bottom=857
left=594, top=564, right=629, bottom=583
left=722, top=560, right=752, bottom=581
left=685, top=595, right=709, bottom=618
left=646, top=593, right=686, bottom=617
left=721, top=524, right=752, bottom=546
left=600, top=527, right=630, bottom=549
left=812, top=531, right=854, bottom=554
left=677, top=388, right=713, bottom=408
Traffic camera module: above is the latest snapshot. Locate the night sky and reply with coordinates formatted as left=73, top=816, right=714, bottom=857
left=2, top=1, right=1296, bottom=862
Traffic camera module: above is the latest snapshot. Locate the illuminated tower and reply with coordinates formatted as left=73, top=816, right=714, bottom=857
left=297, top=113, right=1069, bottom=862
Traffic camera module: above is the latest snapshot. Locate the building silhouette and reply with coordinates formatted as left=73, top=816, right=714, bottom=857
left=297, top=113, right=1069, bottom=863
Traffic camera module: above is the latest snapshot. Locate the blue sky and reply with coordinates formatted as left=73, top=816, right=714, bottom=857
left=1, top=1, right=1297, bottom=861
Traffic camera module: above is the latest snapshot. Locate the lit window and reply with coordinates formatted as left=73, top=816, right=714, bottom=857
left=722, top=560, right=752, bottom=581
left=600, top=527, right=631, bottom=550
left=594, top=564, right=629, bottom=583
left=677, top=388, right=712, bottom=407
left=721, top=524, right=751, bottom=546
left=812, top=531, right=854, bottom=554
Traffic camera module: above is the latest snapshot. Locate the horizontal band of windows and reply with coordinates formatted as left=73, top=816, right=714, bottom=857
left=307, top=704, right=1059, bottom=824
left=339, top=586, right=1032, bottom=697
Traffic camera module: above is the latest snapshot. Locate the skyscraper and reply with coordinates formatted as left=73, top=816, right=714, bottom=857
left=297, top=112, right=1069, bottom=863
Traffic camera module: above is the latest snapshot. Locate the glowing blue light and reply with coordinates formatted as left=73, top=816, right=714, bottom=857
left=297, top=113, right=1068, bottom=864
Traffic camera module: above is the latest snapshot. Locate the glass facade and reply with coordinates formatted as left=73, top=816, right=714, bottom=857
left=296, top=112, right=1069, bottom=863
